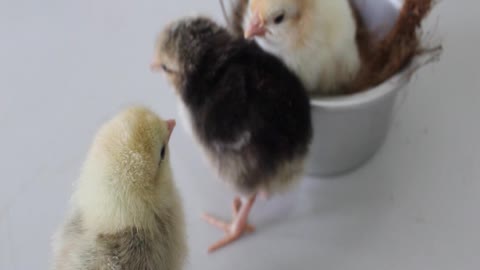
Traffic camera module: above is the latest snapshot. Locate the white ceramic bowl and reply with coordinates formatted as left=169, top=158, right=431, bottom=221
left=306, top=73, right=408, bottom=177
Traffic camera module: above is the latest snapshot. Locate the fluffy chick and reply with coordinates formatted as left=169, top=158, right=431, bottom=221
left=52, top=107, right=186, bottom=270
left=228, top=0, right=361, bottom=94
left=152, top=16, right=312, bottom=253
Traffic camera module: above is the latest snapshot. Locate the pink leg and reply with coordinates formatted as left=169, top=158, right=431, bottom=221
left=232, top=197, right=255, bottom=232
left=202, top=194, right=257, bottom=253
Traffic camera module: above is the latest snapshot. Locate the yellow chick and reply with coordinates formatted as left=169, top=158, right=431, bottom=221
left=239, top=0, right=361, bottom=94
left=52, top=107, right=186, bottom=270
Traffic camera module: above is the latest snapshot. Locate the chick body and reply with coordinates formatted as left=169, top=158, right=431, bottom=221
left=153, top=17, right=312, bottom=252
left=155, top=17, right=312, bottom=197
left=52, top=107, right=186, bottom=270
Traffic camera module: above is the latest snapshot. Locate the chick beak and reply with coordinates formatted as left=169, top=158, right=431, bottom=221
left=150, top=61, right=162, bottom=72
left=150, top=52, right=162, bottom=72
left=166, top=119, right=176, bottom=143
left=245, top=14, right=266, bottom=39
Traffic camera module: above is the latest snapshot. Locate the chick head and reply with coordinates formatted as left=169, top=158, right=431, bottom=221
left=86, top=106, right=176, bottom=196
left=244, top=0, right=313, bottom=50
left=151, top=17, right=230, bottom=91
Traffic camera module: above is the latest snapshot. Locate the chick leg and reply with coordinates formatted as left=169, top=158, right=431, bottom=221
left=202, top=194, right=257, bottom=253
left=232, top=197, right=255, bottom=232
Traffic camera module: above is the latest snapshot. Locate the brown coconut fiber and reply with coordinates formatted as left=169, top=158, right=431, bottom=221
left=348, top=0, right=442, bottom=95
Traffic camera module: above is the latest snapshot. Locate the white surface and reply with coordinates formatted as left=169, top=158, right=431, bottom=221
left=1, top=1, right=479, bottom=269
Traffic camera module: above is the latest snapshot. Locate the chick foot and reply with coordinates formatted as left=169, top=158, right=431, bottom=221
left=202, top=195, right=257, bottom=253
left=204, top=197, right=255, bottom=233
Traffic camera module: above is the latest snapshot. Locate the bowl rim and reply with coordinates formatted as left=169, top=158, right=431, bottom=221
left=310, top=71, right=409, bottom=110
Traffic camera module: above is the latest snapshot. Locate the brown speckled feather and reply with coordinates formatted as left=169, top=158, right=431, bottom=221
left=57, top=209, right=184, bottom=270
left=54, top=207, right=185, bottom=270
left=154, top=17, right=312, bottom=196
left=84, top=213, right=180, bottom=270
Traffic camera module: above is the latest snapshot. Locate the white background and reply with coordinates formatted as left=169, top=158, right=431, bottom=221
left=1, top=0, right=479, bottom=269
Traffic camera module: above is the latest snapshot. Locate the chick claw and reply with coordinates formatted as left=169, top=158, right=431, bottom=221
left=201, top=213, right=255, bottom=253
left=202, top=196, right=256, bottom=253
left=202, top=213, right=255, bottom=234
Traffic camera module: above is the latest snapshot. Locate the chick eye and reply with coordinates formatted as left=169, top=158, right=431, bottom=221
left=160, top=145, right=166, bottom=162
left=161, top=64, right=172, bottom=73
left=274, top=13, right=285, bottom=24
